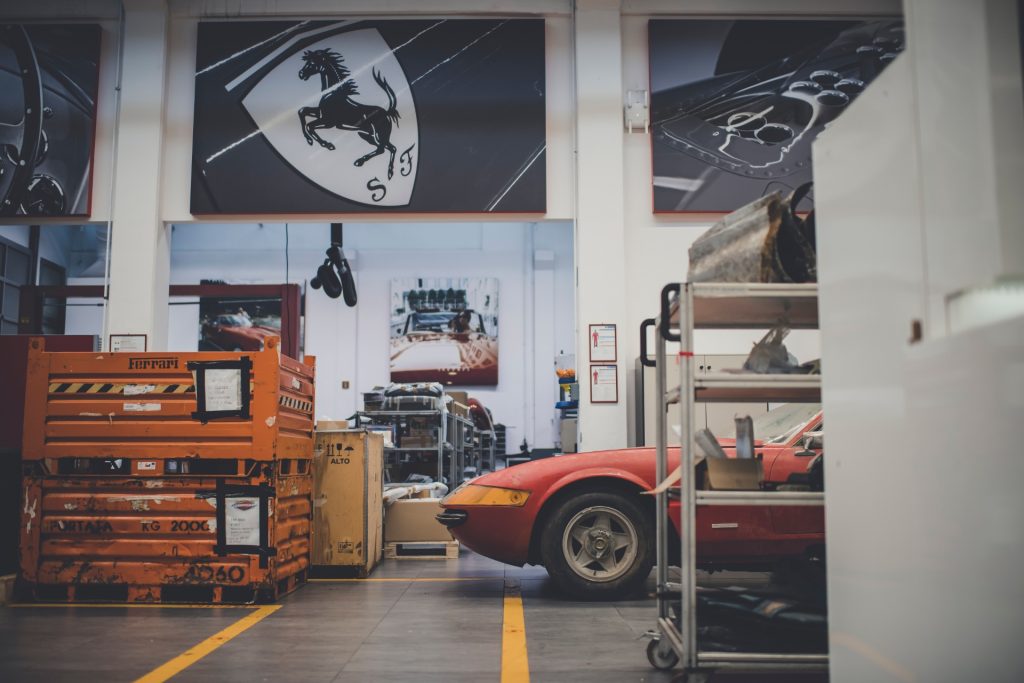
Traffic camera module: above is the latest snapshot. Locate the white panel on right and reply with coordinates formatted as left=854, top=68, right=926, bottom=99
left=814, top=1, right=1024, bottom=679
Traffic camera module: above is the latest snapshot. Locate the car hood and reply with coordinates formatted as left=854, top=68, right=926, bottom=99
left=217, top=325, right=276, bottom=339
left=469, top=448, right=666, bottom=493
left=391, top=341, right=462, bottom=370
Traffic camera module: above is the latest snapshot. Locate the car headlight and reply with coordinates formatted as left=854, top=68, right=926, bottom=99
left=443, top=484, right=530, bottom=507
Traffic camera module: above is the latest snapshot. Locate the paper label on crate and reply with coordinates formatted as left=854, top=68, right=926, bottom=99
left=137, top=461, right=157, bottom=471
left=203, top=369, right=242, bottom=412
left=124, top=402, right=161, bottom=412
left=225, top=497, right=260, bottom=546
left=124, top=384, right=156, bottom=396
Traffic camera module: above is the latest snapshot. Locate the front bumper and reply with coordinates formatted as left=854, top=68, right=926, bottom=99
left=435, top=509, right=468, bottom=528
left=436, top=504, right=534, bottom=566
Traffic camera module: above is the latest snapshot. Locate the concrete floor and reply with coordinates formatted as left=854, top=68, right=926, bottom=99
left=0, top=551, right=828, bottom=682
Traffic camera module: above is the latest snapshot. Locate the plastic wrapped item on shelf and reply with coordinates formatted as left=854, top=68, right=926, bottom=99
left=362, top=388, right=386, bottom=411
left=738, top=326, right=821, bottom=375
left=743, top=326, right=799, bottom=373
left=383, top=382, right=445, bottom=398
left=381, top=395, right=444, bottom=412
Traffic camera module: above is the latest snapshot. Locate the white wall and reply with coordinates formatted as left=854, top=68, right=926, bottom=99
left=168, top=221, right=574, bottom=452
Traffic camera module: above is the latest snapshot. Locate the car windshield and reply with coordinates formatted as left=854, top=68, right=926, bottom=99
left=408, top=312, right=457, bottom=332
left=724, top=403, right=821, bottom=444
left=406, top=311, right=487, bottom=334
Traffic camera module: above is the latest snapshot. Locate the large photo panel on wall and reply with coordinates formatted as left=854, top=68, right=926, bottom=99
left=192, top=20, right=546, bottom=214
left=649, top=18, right=903, bottom=213
left=0, top=24, right=101, bottom=217
left=390, top=278, right=499, bottom=386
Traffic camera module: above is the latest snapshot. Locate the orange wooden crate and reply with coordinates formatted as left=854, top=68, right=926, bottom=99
left=19, top=337, right=316, bottom=603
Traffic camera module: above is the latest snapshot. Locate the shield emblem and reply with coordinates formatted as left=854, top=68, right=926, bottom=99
left=241, top=28, right=418, bottom=207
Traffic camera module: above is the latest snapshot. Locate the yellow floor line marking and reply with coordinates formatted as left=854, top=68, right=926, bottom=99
left=501, top=579, right=530, bottom=683
left=310, top=577, right=498, bottom=583
left=8, top=603, right=256, bottom=609
left=133, top=604, right=281, bottom=683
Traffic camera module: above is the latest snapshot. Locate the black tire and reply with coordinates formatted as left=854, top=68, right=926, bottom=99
left=540, top=489, right=653, bottom=600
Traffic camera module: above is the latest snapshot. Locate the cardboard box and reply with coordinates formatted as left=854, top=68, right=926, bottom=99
left=696, top=456, right=763, bottom=491
left=401, top=433, right=437, bottom=449
left=649, top=456, right=763, bottom=496
left=446, top=390, right=469, bottom=405
left=312, top=429, right=384, bottom=575
left=384, top=499, right=454, bottom=543
left=316, top=419, right=349, bottom=431
left=450, top=401, right=470, bottom=418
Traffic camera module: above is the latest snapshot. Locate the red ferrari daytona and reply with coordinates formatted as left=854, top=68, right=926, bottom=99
left=438, top=404, right=825, bottom=598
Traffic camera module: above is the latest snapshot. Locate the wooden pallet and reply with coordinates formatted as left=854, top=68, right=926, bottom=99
left=384, top=541, right=459, bottom=560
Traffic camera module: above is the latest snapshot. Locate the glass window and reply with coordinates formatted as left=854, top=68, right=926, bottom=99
left=5, top=248, right=28, bottom=284
left=3, top=283, right=18, bottom=320
left=0, top=238, right=32, bottom=335
left=39, top=259, right=67, bottom=335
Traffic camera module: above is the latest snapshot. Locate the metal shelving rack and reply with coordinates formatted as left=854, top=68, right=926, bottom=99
left=447, top=410, right=475, bottom=482
left=472, top=426, right=497, bottom=473
left=646, top=282, right=827, bottom=680
left=359, top=408, right=475, bottom=486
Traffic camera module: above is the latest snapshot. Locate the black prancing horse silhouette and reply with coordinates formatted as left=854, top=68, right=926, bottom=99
left=297, top=48, right=401, bottom=179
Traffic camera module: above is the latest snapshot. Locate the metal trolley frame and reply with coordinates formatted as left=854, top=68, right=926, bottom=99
left=644, top=282, right=828, bottom=680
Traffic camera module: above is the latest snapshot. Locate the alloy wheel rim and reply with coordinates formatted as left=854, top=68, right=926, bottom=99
left=561, top=505, right=638, bottom=583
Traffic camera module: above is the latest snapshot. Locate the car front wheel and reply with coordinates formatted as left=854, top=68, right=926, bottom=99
left=540, top=490, right=653, bottom=599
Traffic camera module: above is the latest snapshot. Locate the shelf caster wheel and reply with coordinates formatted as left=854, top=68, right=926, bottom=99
left=646, top=638, right=679, bottom=670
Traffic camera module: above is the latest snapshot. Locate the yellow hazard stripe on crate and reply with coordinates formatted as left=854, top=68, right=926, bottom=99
left=279, top=395, right=313, bottom=413
left=48, top=382, right=196, bottom=395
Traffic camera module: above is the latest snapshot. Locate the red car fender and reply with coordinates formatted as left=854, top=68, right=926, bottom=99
left=532, top=466, right=653, bottom=513
left=516, top=466, right=655, bottom=564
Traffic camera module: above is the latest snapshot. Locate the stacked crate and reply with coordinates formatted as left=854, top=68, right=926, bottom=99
left=18, top=336, right=315, bottom=603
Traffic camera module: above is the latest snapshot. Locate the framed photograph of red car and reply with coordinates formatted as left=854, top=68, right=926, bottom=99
left=389, top=277, right=499, bottom=386
left=199, top=288, right=286, bottom=354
